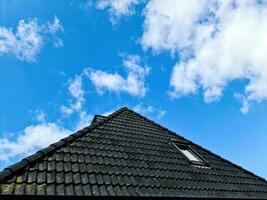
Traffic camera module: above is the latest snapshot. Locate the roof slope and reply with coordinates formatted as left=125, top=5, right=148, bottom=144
left=0, top=107, right=267, bottom=199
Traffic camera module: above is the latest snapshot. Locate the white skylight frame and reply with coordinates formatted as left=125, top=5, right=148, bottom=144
left=172, top=140, right=209, bottom=166
left=179, top=148, right=201, bottom=162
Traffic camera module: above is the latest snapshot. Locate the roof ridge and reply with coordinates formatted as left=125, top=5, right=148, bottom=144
left=0, top=107, right=128, bottom=182
left=124, top=107, right=267, bottom=184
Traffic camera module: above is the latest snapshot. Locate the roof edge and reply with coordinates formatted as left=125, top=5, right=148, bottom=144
left=91, top=115, right=106, bottom=125
left=0, top=107, right=128, bottom=182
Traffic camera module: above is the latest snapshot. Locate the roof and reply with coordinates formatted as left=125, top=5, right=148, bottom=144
left=0, top=107, right=267, bottom=199
left=91, top=115, right=106, bottom=125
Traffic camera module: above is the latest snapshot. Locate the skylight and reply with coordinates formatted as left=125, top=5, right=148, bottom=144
left=172, top=140, right=209, bottom=166
left=179, top=148, right=201, bottom=162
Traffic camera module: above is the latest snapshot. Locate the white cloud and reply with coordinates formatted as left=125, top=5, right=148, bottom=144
left=68, top=75, right=84, bottom=100
left=157, top=110, right=166, bottom=119
left=96, top=0, right=143, bottom=24
left=75, top=111, right=93, bottom=131
left=133, top=102, right=166, bottom=119
left=0, top=16, right=63, bottom=62
left=0, top=123, right=70, bottom=161
left=61, top=75, right=85, bottom=115
left=35, top=109, right=46, bottom=123
left=59, top=70, right=66, bottom=76
left=80, top=0, right=94, bottom=11
left=60, top=105, right=74, bottom=115
left=234, top=93, right=249, bottom=114
left=60, top=74, right=93, bottom=129
left=85, top=55, right=150, bottom=97
left=133, top=102, right=154, bottom=114
left=87, top=71, right=125, bottom=93
left=46, top=16, right=64, bottom=34
left=53, top=38, right=64, bottom=48
left=141, top=0, right=267, bottom=112
left=141, top=0, right=209, bottom=54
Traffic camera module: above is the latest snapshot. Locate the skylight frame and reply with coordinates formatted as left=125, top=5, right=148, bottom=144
left=171, top=139, right=209, bottom=167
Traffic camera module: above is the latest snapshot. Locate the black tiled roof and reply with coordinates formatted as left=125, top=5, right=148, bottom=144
left=0, top=107, right=267, bottom=199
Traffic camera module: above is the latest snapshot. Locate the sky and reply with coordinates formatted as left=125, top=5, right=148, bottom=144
left=0, top=0, right=267, bottom=179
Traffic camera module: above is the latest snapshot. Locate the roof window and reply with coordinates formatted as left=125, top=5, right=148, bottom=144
left=172, top=139, right=209, bottom=167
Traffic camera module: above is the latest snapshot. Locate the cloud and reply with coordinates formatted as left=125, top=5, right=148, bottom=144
left=85, top=55, right=150, bottom=97
left=157, top=110, right=166, bottom=119
left=80, top=0, right=94, bottom=11
left=133, top=102, right=166, bottom=119
left=96, top=0, right=143, bottom=24
left=60, top=106, right=74, bottom=115
left=234, top=93, right=249, bottom=114
left=141, top=0, right=267, bottom=112
left=0, top=16, right=63, bottom=62
left=60, top=74, right=93, bottom=130
left=60, top=75, right=85, bottom=115
left=68, top=75, right=84, bottom=100
left=53, top=38, right=64, bottom=48
left=133, top=102, right=154, bottom=114
left=141, top=0, right=208, bottom=54
left=75, top=111, right=93, bottom=131
left=35, top=109, right=46, bottom=123
left=0, top=123, right=70, bottom=161
left=46, top=16, right=64, bottom=34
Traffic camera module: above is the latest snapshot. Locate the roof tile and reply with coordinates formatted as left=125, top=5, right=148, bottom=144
left=72, top=163, right=79, bottom=173
left=15, top=173, right=26, bottom=183
left=65, top=184, right=74, bottom=196
left=25, top=183, right=36, bottom=195
left=99, top=185, right=108, bottom=196
left=37, top=171, right=46, bottom=184
left=46, top=183, right=55, bottom=195
left=65, top=172, right=73, bottom=184
left=56, top=172, right=64, bottom=184
left=47, top=172, right=55, bottom=184
left=0, top=183, right=14, bottom=194
left=63, top=153, right=71, bottom=162
left=70, top=154, right=78, bottom=162
left=88, top=173, right=96, bottom=185
left=56, top=184, right=65, bottom=195
left=55, top=162, right=64, bottom=172
left=91, top=185, right=100, bottom=196
left=47, top=161, right=55, bottom=172
left=35, top=184, right=46, bottom=195
left=81, top=173, right=89, bottom=184
left=14, top=183, right=25, bottom=195
left=121, top=185, right=130, bottom=196
left=73, top=173, right=81, bottom=184
left=82, top=184, right=92, bottom=196
left=74, top=184, right=83, bottom=196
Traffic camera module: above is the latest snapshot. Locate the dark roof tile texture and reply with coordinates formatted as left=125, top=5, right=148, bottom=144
left=0, top=107, right=267, bottom=198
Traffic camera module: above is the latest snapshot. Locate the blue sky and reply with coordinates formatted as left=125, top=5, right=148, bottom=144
left=1, top=0, right=267, bottom=179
